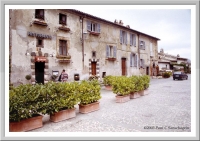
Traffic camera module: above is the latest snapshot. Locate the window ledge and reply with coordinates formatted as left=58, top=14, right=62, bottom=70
left=106, top=57, right=116, bottom=61
left=33, top=20, right=48, bottom=26
left=57, top=59, right=71, bottom=63
left=89, top=31, right=100, bottom=36
left=56, top=55, right=71, bottom=59
left=58, top=26, right=70, bottom=32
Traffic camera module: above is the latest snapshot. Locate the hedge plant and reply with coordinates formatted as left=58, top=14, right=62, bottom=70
left=112, top=76, right=133, bottom=96
left=142, top=75, right=150, bottom=90
left=9, top=84, right=46, bottom=122
left=103, top=75, right=115, bottom=86
left=78, top=80, right=101, bottom=105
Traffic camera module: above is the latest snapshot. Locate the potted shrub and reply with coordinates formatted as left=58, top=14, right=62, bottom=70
left=88, top=75, right=99, bottom=81
left=137, top=76, right=145, bottom=96
left=143, top=75, right=150, bottom=95
left=78, top=80, right=101, bottom=113
left=129, top=76, right=141, bottom=99
left=112, top=76, right=132, bottom=103
left=44, top=81, right=79, bottom=122
left=103, top=75, right=114, bottom=90
left=9, top=84, right=45, bottom=132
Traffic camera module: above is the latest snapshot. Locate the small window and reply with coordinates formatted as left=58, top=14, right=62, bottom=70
left=106, top=45, right=117, bottom=58
left=35, top=9, right=44, bottom=20
left=37, top=38, right=43, bottom=47
left=102, top=72, right=106, bottom=78
left=120, top=30, right=127, bottom=44
left=87, top=21, right=101, bottom=33
left=92, top=51, right=96, bottom=58
left=59, top=40, right=67, bottom=56
left=59, top=13, right=66, bottom=25
left=130, top=33, right=136, bottom=46
left=140, top=41, right=145, bottom=50
left=130, top=53, right=137, bottom=67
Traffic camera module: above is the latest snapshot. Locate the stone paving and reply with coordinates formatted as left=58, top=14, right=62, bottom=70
left=29, top=75, right=191, bottom=132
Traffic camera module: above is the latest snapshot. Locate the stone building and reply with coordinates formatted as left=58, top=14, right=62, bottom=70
left=9, top=9, right=160, bottom=85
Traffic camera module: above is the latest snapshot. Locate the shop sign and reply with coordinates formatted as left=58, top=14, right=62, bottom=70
left=28, top=31, right=52, bottom=39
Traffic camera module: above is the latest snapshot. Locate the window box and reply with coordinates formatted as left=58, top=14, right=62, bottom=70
left=89, top=31, right=100, bottom=36
left=106, top=57, right=116, bottom=61
left=56, top=55, right=71, bottom=59
left=33, top=20, right=48, bottom=26
left=58, top=26, right=70, bottom=32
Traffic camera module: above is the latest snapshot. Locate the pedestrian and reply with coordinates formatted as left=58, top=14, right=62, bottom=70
left=61, top=69, right=68, bottom=82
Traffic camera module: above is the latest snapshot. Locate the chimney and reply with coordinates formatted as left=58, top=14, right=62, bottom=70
left=126, top=25, right=130, bottom=28
left=114, top=19, right=118, bottom=24
left=119, top=20, right=123, bottom=25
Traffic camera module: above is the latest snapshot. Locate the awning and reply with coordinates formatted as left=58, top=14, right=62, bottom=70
left=35, top=56, right=47, bottom=62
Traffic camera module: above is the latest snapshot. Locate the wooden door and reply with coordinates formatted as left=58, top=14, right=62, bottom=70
left=121, top=58, right=126, bottom=76
left=146, top=67, right=149, bottom=75
left=91, top=62, right=97, bottom=75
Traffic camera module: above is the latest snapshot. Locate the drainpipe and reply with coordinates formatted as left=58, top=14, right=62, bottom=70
left=81, top=16, right=84, bottom=69
left=137, top=33, right=140, bottom=68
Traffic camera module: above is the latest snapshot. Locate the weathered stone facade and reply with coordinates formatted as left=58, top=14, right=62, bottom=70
left=9, top=9, right=160, bottom=85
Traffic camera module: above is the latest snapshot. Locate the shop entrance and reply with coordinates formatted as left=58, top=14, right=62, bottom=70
left=35, top=62, right=45, bottom=84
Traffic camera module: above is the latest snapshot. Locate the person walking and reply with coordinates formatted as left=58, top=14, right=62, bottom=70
left=60, top=69, right=68, bottom=82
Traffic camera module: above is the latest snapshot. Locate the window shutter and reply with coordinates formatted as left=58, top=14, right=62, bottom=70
left=97, top=23, right=101, bottom=33
left=113, top=46, right=117, bottom=58
left=87, top=21, right=91, bottom=31
left=133, top=34, right=136, bottom=47
left=106, top=45, right=110, bottom=58
left=130, top=53, right=133, bottom=67
left=120, top=30, right=122, bottom=43
left=134, top=54, right=137, bottom=67
left=142, top=60, right=145, bottom=68
left=130, top=34, right=132, bottom=46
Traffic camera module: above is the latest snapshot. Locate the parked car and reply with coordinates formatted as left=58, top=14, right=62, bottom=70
left=173, top=71, right=188, bottom=80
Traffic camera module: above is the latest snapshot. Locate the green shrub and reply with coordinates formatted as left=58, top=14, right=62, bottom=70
left=142, top=75, right=150, bottom=90
left=103, top=75, right=115, bottom=86
left=112, top=76, right=133, bottom=96
left=9, top=84, right=46, bottom=122
left=44, top=81, right=80, bottom=114
left=78, top=80, right=101, bottom=105
left=162, top=72, right=170, bottom=78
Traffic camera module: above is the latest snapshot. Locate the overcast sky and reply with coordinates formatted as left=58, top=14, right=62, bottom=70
left=75, top=7, right=191, bottom=60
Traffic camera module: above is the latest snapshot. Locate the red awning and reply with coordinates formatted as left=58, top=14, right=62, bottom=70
left=35, top=56, right=47, bottom=62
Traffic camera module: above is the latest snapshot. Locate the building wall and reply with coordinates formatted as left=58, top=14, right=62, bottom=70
left=10, top=9, right=159, bottom=85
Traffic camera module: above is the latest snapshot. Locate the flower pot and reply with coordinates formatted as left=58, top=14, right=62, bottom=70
left=9, top=114, right=43, bottom=132
left=79, top=101, right=100, bottom=114
left=138, top=90, right=145, bottom=96
left=144, top=89, right=149, bottom=95
left=115, top=94, right=130, bottom=103
left=130, top=92, right=141, bottom=99
left=105, top=85, right=112, bottom=91
left=50, top=108, right=76, bottom=123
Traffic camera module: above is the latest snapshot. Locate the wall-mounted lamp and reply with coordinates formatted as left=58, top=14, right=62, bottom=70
left=25, top=52, right=30, bottom=56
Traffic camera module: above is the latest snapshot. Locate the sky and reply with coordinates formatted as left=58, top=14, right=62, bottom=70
left=75, top=7, right=192, bottom=60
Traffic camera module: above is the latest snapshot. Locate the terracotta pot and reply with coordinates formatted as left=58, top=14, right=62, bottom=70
left=50, top=108, right=76, bottom=123
left=105, top=85, right=112, bottom=91
left=130, top=92, right=141, bottom=99
left=9, top=115, right=43, bottom=132
left=144, top=89, right=149, bottom=95
left=138, top=90, right=145, bottom=96
left=79, top=101, right=100, bottom=114
left=115, top=94, right=130, bottom=103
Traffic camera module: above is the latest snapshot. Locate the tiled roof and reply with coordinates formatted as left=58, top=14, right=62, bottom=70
left=65, top=9, right=160, bottom=41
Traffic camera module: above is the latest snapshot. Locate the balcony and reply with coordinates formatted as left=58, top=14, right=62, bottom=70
left=89, top=31, right=100, bottom=36
left=106, top=57, right=116, bottom=61
left=58, top=26, right=70, bottom=32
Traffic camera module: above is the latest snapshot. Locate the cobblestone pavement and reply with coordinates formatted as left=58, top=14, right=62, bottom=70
left=29, top=75, right=191, bottom=132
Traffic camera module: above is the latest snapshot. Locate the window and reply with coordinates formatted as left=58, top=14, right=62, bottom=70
left=130, top=33, right=136, bottom=46
left=92, top=51, right=96, bottom=58
left=35, top=9, right=44, bottom=20
left=130, top=53, right=137, bottom=67
left=106, top=45, right=117, bottom=58
left=140, top=59, right=145, bottom=68
left=139, top=40, right=145, bottom=50
left=150, top=42, right=153, bottom=56
left=59, top=40, right=67, bottom=56
left=59, top=13, right=66, bottom=25
left=87, top=21, right=100, bottom=33
left=36, top=38, right=43, bottom=47
left=120, top=30, right=127, bottom=44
